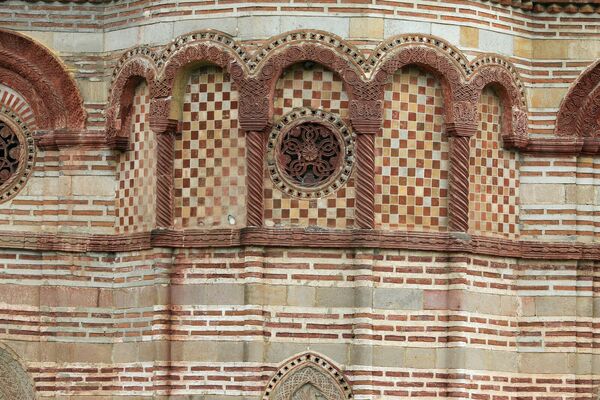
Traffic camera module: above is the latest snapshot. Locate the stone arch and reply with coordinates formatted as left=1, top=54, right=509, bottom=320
left=369, top=34, right=469, bottom=126
left=106, top=48, right=158, bottom=147
left=0, top=343, right=37, bottom=400
left=0, top=29, right=86, bottom=130
left=555, top=59, right=600, bottom=137
left=263, top=353, right=353, bottom=400
left=244, top=31, right=367, bottom=130
left=154, top=30, right=248, bottom=124
left=467, top=55, right=528, bottom=146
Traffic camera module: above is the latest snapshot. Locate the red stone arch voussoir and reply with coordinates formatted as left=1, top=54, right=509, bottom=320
left=555, top=59, right=600, bottom=137
left=245, top=30, right=368, bottom=132
left=106, top=51, right=158, bottom=149
left=0, top=28, right=86, bottom=131
left=153, top=31, right=249, bottom=133
left=467, top=55, right=529, bottom=148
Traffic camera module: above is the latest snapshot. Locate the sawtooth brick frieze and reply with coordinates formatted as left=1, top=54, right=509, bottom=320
left=1, top=1, right=600, bottom=398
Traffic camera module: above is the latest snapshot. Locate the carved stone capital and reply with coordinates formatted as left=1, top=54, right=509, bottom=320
left=149, top=98, right=174, bottom=134
left=447, top=100, right=478, bottom=137
left=504, top=106, right=529, bottom=149
left=349, top=100, right=383, bottom=135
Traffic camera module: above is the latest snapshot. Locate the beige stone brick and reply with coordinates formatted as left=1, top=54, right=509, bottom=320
left=460, top=26, right=478, bottom=48
left=404, top=348, right=435, bottom=369
left=246, top=283, right=287, bottom=306
left=373, top=288, right=422, bottom=310
left=286, top=285, right=316, bottom=307
left=349, top=17, right=384, bottom=39
left=40, top=286, right=100, bottom=308
left=532, top=40, right=568, bottom=59
left=528, top=87, right=568, bottom=109
left=514, top=36, right=532, bottom=58
left=78, top=80, right=109, bottom=103
left=521, top=184, right=566, bottom=204
left=520, top=353, right=571, bottom=373
left=535, top=296, right=577, bottom=316
left=170, top=284, right=245, bottom=305
left=71, top=176, right=115, bottom=197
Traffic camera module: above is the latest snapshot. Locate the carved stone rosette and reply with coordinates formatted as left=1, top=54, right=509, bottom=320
left=263, top=353, right=353, bottom=400
left=0, top=108, right=36, bottom=204
left=267, top=108, right=355, bottom=199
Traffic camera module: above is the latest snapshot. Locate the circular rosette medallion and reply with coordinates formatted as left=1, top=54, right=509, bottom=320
left=267, top=108, right=355, bottom=199
left=0, top=109, right=36, bottom=203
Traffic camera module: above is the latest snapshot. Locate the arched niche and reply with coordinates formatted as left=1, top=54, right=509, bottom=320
left=0, top=343, right=37, bottom=400
left=173, top=63, right=245, bottom=229
left=263, top=353, right=353, bottom=400
left=376, top=65, right=449, bottom=231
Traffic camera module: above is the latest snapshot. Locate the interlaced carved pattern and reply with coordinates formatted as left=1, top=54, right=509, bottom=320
left=263, top=353, right=353, bottom=400
left=0, top=107, right=35, bottom=203
left=250, top=30, right=367, bottom=73
left=469, top=55, right=527, bottom=109
left=0, top=344, right=36, bottom=400
left=111, top=46, right=159, bottom=85
left=267, top=108, right=355, bottom=199
left=369, top=34, right=471, bottom=77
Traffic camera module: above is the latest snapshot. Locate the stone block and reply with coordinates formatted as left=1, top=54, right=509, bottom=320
left=384, top=19, right=431, bottom=37
left=514, top=36, right=532, bottom=58
left=170, top=284, right=245, bottom=305
left=280, top=16, right=349, bottom=37
left=432, top=24, right=460, bottom=46
left=533, top=39, right=568, bottom=59
left=528, top=87, right=567, bottom=108
left=460, top=26, right=479, bottom=48
left=373, top=288, right=422, bottom=310
left=520, top=353, right=570, bottom=374
left=315, top=286, right=355, bottom=308
left=349, top=17, right=384, bottom=39
left=371, top=345, right=405, bottom=367
left=53, top=32, right=103, bottom=53
left=71, top=176, right=115, bottom=197
left=140, top=22, right=174, bottom=46
left=479, top=29, right=513, bottom=56
left=40, top=286, right=100, bottom=308
left=404, top=348, right=435, bottom=369
left=174, top=17, right=238, bottom=37
left=246, top=283, right=287, bottom=306
left=521, top=184, right=565, bottom=204
left=237, top=16, right=281, bottom=40
left=286, top=285, right=316, bottom=307
left=0, top=284, right=39, bottom=306
left=535, top=296, right=576, bottom=316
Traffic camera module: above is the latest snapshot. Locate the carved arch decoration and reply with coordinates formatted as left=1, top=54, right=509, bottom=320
left=0, top=29, right=86, bottom=131
left=556, top=59, right=600, bottom=152
left=467, top=55, right=529, bottom=148
left=106, top=47, right=158, bottom=149
left=0, top=343, right=37, bottom=400
left=263, top=353, right=353, bottom=400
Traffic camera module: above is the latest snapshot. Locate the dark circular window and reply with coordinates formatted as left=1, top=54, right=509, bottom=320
left=0, top=109, right=35, bottom=203
left=267, top=108, right=354, bottom=199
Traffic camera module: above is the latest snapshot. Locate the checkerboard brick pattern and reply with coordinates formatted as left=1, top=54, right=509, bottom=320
left=273, top=63, right=349, bottom=119
left=375, top=67, right=449, bottom=231
left=469, top=87, right=520, bottom=238
left=265, top=62, right=355, bottom=229
left=115, top=83, right=156, bottom=233
left=174, top=66, right=246, bottom=229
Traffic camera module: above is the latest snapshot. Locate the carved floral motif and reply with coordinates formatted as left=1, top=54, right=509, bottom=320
left=267, top=108, right=354, bottom=199
left=0, top=108, right=35, bottom=204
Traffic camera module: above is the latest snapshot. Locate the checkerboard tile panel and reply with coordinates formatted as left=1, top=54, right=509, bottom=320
left=265, top=62, right=355, bottom=229
left=174, top=66, right=246, bottom=229
left=273, top=63, right=349, bottom=119
left=264, top=174, right=356, bottom=229
left=375, top=67, right=449, bottom=231
left=469, top=87, right=520, bottom=238
left=115, top=82, right=157, bottom=233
